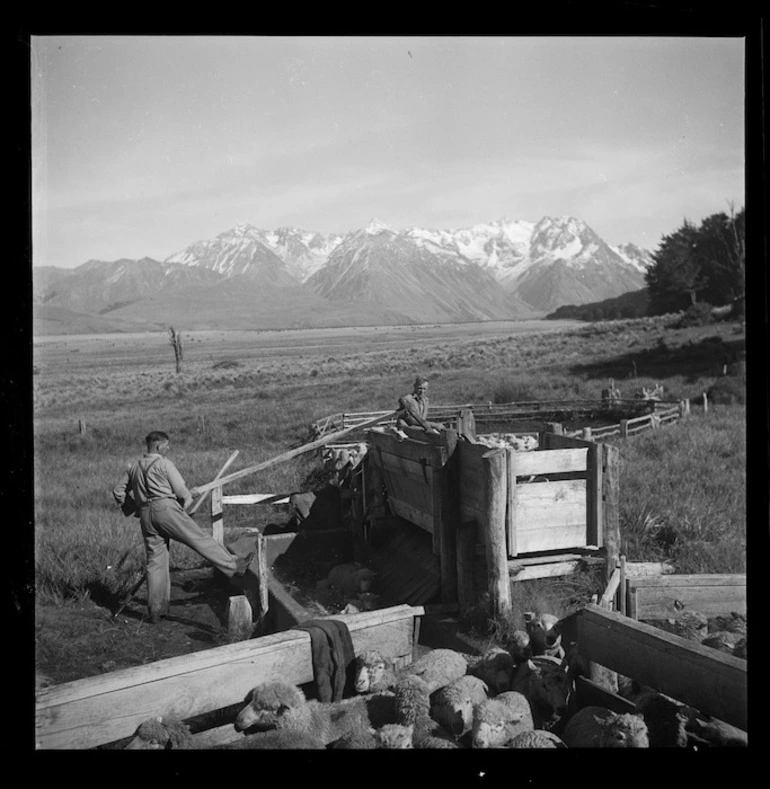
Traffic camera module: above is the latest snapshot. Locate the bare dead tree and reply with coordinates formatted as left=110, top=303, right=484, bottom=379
left=168, top=326, right=184, bottom=374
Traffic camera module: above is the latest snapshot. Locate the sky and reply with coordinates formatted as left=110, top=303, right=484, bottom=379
left=31, top=36, right=745, bottom=269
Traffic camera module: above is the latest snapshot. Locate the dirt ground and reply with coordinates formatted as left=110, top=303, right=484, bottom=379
left=35, top=567, right=242, bottom=687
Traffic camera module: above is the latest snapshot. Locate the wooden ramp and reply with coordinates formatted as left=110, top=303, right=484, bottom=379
left=368, top=520, right=441, bottom=606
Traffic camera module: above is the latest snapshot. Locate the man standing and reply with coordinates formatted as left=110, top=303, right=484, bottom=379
left=396, top=376, right=443, bottom=434
left=113, top=430, right=253, bottom=623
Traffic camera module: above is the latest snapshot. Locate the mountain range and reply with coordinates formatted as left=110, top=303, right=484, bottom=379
left=33, top=216, right=653, bottom=334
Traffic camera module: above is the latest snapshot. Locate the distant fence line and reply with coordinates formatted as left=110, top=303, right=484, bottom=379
left=311, top=397, right=698, bottom=443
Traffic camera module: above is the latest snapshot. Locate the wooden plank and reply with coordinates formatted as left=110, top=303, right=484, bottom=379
left=509, top=559, right=581, bottom=581
left=541, top=433, right=594, bottom=450
left=513, top=448, right=588, bottom=477
left=516, top=525, right=588, bottom=554
left=372, top=450, right=435, bottom=484
left=483, top=449, right=511, bottom=618
left=629, top=574, right=746, bottom=587
left=626, top=413, right=652, bottom=426
left=196, top=411, right=399, bottom=495
left=624, top=561, right=675, bottom=578
left=36, top=604, right=424, bottom=750
left=367, top=430, right=447, bottom=467
left=221, top=493, right=290, bottom=505
left=211, top=485, right=223, bottom=546
left=574, top=676, right=638, bottom=715
left=601, top=444, right=620, bottom=583
left=586, top=440, right=602, bottom=547
left=388, top=498, right=434, bottom=533
left=256, top=533, right=268, bottom=621
left=576, top=604, right=746, bottom=730
left=600, top=568, right=621, bottom=609
left=262, top=533, right=298, bottom=567
left=505, top=447, right=516, bottom=558
left=631, top=584, right=747, bottom=620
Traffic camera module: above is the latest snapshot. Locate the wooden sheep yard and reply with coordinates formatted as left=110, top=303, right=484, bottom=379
left=35, top=399, right=747, bottom=748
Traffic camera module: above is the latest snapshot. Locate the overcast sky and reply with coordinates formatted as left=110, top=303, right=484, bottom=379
left=31, top=36, right=745, bottom=269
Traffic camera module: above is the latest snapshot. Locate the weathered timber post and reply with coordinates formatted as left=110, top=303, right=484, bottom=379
left=601, top=389, right=611, bottom=408
left=168, top=326, right=183, bottom=374
left=684, top=398, right=691, bottom=416
left=582, top=426, right=593, bottom=441
left=619, top=419, right=629, bottom=439
left=253, top=532, right=269, bottom=635
left=505, top=447, right=517, bottom=558
left=456, top=520, right=477, bottom=611
left=483, top=448, right=511, bottom=619
left=227, top=595, right=253, bottom=642
left=618, top=554, right=627, bottom=616
left=211, top=485, right=224, bottom=546
left=78, top=419, right=87, bottom=436
left=544, top=422, right=564, bottom=435
left=437, top=430, right=459, bottom=604
left=601, top=443, right=620, bottom=585
left=703, top=392, right=709, bottom=414
left=586, top=439, right=603, bottom=548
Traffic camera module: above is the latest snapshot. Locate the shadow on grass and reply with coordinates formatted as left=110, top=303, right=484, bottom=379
left=569, top=335, right=745, bottom=384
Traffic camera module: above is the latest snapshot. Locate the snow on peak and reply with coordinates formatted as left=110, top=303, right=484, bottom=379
left=364, top=218, right=394, bottom=235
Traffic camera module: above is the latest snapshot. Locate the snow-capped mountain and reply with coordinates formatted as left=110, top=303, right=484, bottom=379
left=34, top=214, right=653, bottom=333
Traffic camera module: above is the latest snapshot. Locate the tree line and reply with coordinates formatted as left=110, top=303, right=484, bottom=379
left=645, top=204, right=745, bottom=316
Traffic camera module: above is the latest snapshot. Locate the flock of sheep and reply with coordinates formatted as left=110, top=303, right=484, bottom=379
left=122, top=610, right=746, bottom=750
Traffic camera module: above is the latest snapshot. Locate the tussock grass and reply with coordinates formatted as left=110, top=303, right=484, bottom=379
left=34, top=316, right=746, bottom=604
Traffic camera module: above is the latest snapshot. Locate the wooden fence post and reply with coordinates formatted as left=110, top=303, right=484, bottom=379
left=544, top=422, right=564, bottom=435
left=211, top=485, right=224, bottom=546
left=254, top=532, right=269, bottom=634
left=703, top=392, right=709, bottom=414
left=483, top=449, right=511, bottom=620
left=456, top=520, right=477, bottom=611
left=618, top=555, right=627, bottom=616
left=78, top=419, right=86, bottom=436
left=619, top=419, right=628, bottom=439
left=582, top=426, right=593, bottom=441
left=601, top=444, right=620, bottom=585
left=683, top=398, right=691, bottom=417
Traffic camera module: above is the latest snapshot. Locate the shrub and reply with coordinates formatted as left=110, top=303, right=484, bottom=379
left=212, top=359, right=241, bottom=370
left=706, top=375, right=746, bottom=405
left=492, top=377, right=537, bottom=404
left=677, top=302, right=714, bottom=328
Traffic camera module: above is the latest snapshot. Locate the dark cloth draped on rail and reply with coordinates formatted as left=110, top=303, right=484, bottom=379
left=292, top=619, right=355, bottom=702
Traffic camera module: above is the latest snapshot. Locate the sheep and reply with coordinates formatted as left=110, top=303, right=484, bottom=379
left=562, top=706, right=649, bottom=748
left=709, top=611, right=747, bottom=637
left=394, top=675, right=461, bottom=748
left=471, top=691, right=534, bottom=748
left=656, top=611, right=709, bottom=642
left=467, top=645, right=515, bottom=694
left=634, top=691, right=689, bottom=747
left=508, top=730, right=567, bottom=748
left=429, top=675, right=489, bottom=738
left=234, top=681, right=396, bottom=745
left=327, top=562, right=377, bottom=597
left=401, top=648, right=469, bottom=694
left=505, top=629, right=532, bottom=666
left=701, top=631, right=738, bottom=654
left=374, top=724, right=415, bottom=749
left=733, top=636, right=747, bottom=660
left=353, top=650, right=399, bottom=694
left=685, top=714, right=748, bottom=748
left=123, top=716, right=194, bottom=750
left=524, top=611, right=565, bottom=659
left=216, top=730, right=327, bottom=749
left=511, top=656, right=571, bottom=730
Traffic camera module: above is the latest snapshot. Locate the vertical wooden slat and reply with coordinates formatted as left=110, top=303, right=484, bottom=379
left=601, top=444, right=620, bottom=584
left=586, top=440, right=603, bottom=547
left=619, top=419, right=629, bottom=439
left=456, top=520, right=476, bottom=610
left=256, top=532, right=268, bottom=623
left=544, top=422, right=564, bottom=435
left=437, top=431, right=458, bottom=603
left=483, top=449, right=511, bottom=619
left=505, top=447, right=517, bottom=558
left=618, top=554, right=627, bottom=616
left=582, top=426, right=592, bottom=441
left=211, top=485, right=223, bottom=546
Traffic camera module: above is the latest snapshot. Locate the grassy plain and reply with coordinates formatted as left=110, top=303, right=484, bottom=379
left=33, top=315, right=746, bottom=680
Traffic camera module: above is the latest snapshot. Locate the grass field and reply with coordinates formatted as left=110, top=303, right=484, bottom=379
left=33, top=314, right=746, bottom=679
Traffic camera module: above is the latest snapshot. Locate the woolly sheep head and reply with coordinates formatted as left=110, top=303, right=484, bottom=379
left=481, top=647, right=515, bottom=693
left=523, top=612, right=561, bottom=654
left=506, top=629, right=532, bottom=664
left=599, top=713, right=649, bottom=748
left=354, top=650, right=389, bottom=694
left=471, top=696, right=531, bottom=749
left=375, top=724, right=414, bottom=749
left=430, top=676, right=488, bottom=738
left=234, top=682, right=306, bottom=733
left=124, top=716, right=193, bottom=750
